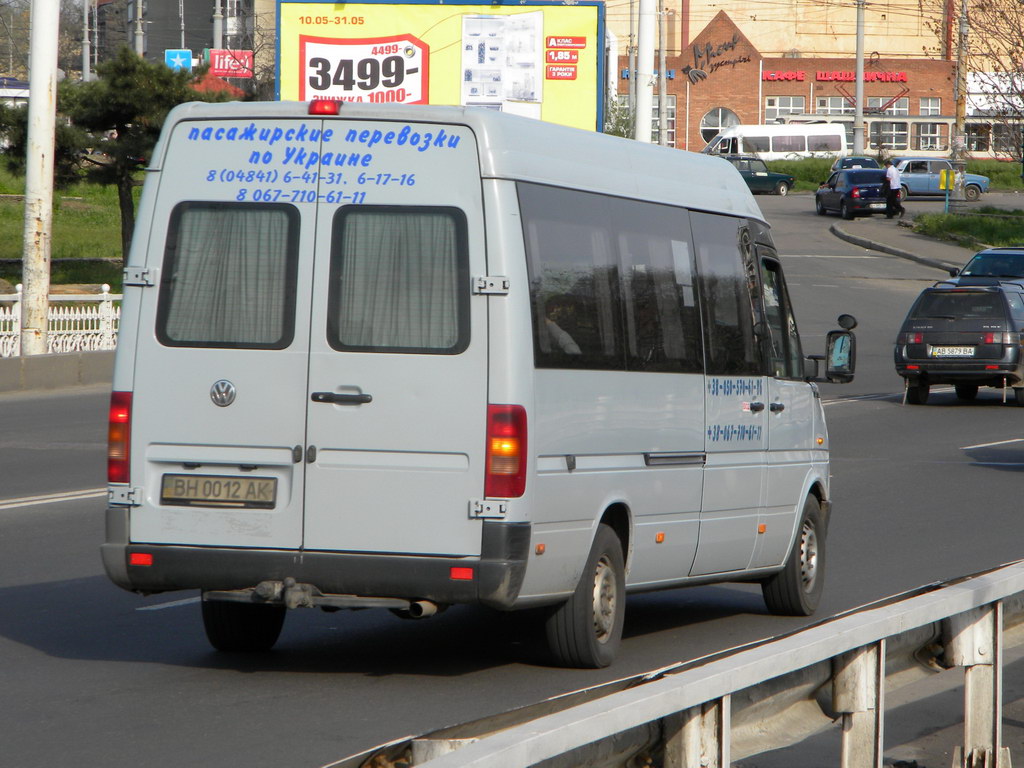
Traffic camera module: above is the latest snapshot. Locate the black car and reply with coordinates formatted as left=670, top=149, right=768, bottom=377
left=815, top=169, right=888, bottom=219
left=947, top=246, right=1024, bottom=287
left=894, top=283, right=1024, bottom=404
left=721, top=155, right=796, bottom=196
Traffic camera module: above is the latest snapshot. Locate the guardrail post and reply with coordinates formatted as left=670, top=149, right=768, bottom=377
left=833, top=640, right=885, bottom=768
left=663, top=695, right=731, bottom=768
left=945, top=602, right=1009, bottom=768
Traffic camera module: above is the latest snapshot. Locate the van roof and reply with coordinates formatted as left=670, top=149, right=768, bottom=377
left=154, top=100, right=765, bottom=223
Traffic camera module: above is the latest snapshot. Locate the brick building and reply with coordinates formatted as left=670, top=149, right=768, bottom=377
left=622, top=11, right=956, bottom=153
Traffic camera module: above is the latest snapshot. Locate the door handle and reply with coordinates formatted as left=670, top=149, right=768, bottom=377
left=748, top=402, right=765, bottom=413
left=770, top=402, right=786, bottom=413
left=311, top=392, right=372, bottom=405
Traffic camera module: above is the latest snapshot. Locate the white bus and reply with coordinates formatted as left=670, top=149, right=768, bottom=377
left=102, top=101, right=856, bottom=668
left=703, top=123, right=847, bottom=161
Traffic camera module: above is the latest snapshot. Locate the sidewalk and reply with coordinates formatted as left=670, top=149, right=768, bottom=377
left=830, top=213, right=974, bottom=273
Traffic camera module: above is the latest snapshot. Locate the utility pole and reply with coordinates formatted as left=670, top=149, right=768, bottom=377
left=853, top=0, right=865, bottom=155
left=213, top=0, right=224, bottom=50
left=21, top=0, right=60, bottom=356
left=81, top=0, right=91, bottom=82
left=134, top=4, right=145, bottom=56
left=634, top=0, right=655, bottom=143
left=657, top=0, right=667, bottom=146
left=951, top=0, right=969, bottom=205
left=628, top=0, right=636, bottom=119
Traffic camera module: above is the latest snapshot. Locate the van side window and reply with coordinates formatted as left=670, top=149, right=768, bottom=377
left=327, top=206, right=469, bottom=354
left=745, top=136, right=770, bottom=152
left=759, top=255, right=804, bottom=378
left=518, top=182, right=702, bottom=373
left=156, top=202, right=299, bottom=349
left=691, top=212, right=762, bottom=376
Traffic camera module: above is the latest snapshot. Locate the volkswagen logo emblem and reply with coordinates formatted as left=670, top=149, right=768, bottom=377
left=210, top=379, right=237, bottom=407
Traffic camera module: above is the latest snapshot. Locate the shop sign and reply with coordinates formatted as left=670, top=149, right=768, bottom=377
left=762, top=69, right=909, bottom=83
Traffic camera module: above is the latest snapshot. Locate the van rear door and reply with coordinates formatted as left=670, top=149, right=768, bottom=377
left=301, top=120, right=488, bottom=557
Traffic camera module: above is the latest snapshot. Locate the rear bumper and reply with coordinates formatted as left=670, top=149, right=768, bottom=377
left=895, top=361, right=1024, bottom=387
left=101, top=507, right=532, bottom=610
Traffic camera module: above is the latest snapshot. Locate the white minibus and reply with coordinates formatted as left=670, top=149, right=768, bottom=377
left=703, top=123, right=847, bottom=161
left=102, top=101, right=856, bottom=667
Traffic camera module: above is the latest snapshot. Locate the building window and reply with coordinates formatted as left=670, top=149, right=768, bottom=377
left=867, top=97, right=909, bottom=116
left=816, top=97, right=854, bottom=115
left=966, top=123, right=991, bottom=152
left=700, top=107, right=739, bottom=144
left=920, top=97, right=941, bottom=116
left=994, top=124, right=1022, bottom=156
left=765, top=96, right=805, bottom=123
left=912, top=122, right=947, bottom=151
left=869, top=121, right=909, bottom=150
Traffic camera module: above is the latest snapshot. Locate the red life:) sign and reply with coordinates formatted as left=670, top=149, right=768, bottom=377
left=209, top=49, right=254, bottom=78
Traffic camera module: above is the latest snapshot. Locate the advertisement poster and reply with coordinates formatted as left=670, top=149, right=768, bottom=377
left=277, top=0, right=604, bottom=131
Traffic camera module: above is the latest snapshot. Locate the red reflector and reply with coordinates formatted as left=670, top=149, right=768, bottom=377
left=108, top=391, right=133, bottom=484
left=309, top=99, right=339, bottom=115
left=450, top=566, right=474, bottom=581
left=986, top=365, right=1000, bottom=370
left=907, top=365, right=919, bottom=370
left=129, top=553, right=153, bottom=567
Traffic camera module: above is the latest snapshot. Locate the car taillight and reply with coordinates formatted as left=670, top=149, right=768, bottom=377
left=108, top=391, right=132, bottom=483
left=984, top=332, right=1018, bottom=344
left=851, top=187, right=861, bottom=199
left=485, top=404, right=527, bottom=498
left=899, top=332, right=923, bottom=344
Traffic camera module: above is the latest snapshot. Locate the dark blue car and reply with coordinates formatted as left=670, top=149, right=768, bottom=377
left=815, top=169, right=888, bottom=219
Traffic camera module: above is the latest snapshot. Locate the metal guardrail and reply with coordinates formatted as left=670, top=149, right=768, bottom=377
left=0, top=284, right=121, bottom=357
left=329, top=561, right=1024, bottom=768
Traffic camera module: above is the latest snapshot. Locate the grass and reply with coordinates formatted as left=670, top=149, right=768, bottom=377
left=0, top=166, right=128, bottom=289
left=913, top=207, right=1024, bottom=249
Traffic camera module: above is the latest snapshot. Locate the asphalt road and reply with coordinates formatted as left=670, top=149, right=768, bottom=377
left=2, top=192, right=1024, bottom=768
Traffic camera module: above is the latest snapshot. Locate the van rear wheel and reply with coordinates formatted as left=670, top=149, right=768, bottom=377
left=201, top=596, right=286, bottom=652
left=762, top=496, right=825, bottom=616
left=545, top=524, right=625, bottom=668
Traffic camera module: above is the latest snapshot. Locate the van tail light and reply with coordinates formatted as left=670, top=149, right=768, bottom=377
left=108, top=391, right=132, bottom=484
left=485, top=405, right=527, bottom=498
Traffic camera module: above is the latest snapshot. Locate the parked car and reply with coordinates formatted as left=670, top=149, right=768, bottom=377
left=815, top=168, right=888, bottom=219
left=894, top=283, right=1024, bottom=404
left=947, top=247, right=1024, bottom=286
left=891, top=157, right=990, bottom=202
left=831, top=156, right=881, bottom=171
left=721, top=154, right=795, bottom=195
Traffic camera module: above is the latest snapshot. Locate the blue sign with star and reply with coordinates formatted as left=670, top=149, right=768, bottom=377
left=164, top=49, right=193, bottom=72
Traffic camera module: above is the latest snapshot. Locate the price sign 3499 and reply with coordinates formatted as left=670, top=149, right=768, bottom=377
left=300, top=34, right=429, bottom=104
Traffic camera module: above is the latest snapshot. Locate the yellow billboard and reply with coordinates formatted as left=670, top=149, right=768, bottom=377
left=277, top=1, right=605, bottom=131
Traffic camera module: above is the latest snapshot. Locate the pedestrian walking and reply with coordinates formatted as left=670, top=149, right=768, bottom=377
left=884, top=159, right=905, bottom=219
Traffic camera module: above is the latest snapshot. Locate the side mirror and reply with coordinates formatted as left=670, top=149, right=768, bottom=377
left=948, top=267, right=960, bottom=277
left=825, top=330, right=856, bottom=383
left=837, top=313, right=858, bottom=330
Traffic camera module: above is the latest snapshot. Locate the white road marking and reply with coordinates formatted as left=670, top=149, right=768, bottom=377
left=784, top=254, right=882, bottom=259
left=961, top=438, right=1024, bottom=450
left=0, top=488, right=106, bottom=511
left=137, top=597, right=201, bottom=612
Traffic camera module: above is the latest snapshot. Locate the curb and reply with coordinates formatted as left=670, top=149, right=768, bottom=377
left=829, top=222, right=961, bottom=272
left=0, top=350, right=113, bottom=393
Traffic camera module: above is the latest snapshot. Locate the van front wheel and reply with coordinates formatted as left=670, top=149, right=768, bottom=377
left=762, top=496, right=825, bottom=616
left=201, top=596, right=286, bottom=652
left=545, top=524, right=625, bottom=668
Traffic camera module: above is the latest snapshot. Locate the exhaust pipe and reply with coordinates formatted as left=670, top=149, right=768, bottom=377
left=407, top=600, right=439, bottom=618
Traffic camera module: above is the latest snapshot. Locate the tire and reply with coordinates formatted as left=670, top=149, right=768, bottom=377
left=965, top=185, right=981, bottom=202
left=955, top=384, right=979, bottom=401
left=906, top=382, right=930, bottom=405
left=775, top=182, right=790, bottom=197
left=1015, top=387, right=1024, bottom=406
left=545, top=524, right=625, bottom=668
left=899, top=185, right=909, bottom=202
left=201, top=596, right=286, bottom=652
left=840, top=201, right=853, bottom=220
left=815, top=197, right=827, bottom=216
left=762, top=496, right=825, bottom=616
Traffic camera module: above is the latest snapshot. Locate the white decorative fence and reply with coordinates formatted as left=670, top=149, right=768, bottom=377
left=0, top=284, right=122, bottom=357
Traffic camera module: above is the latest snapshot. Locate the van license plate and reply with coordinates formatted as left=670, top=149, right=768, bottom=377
left=161, top=474, right=277, bottom=509
left=930, top=346, right=974, bottom=357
